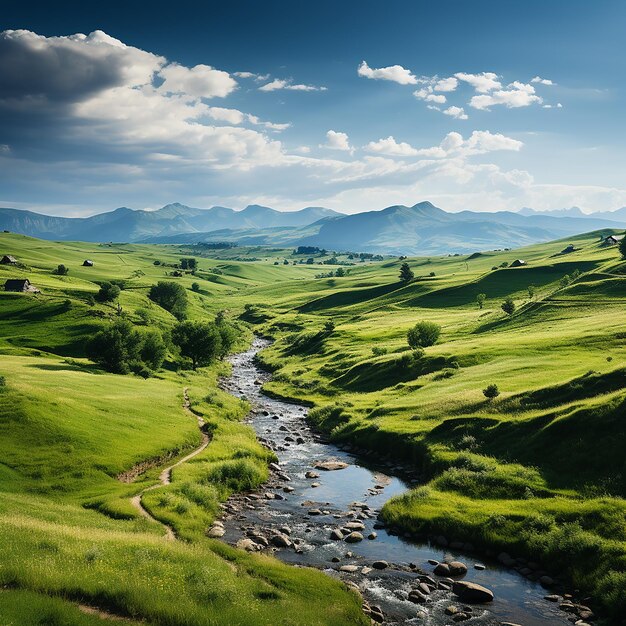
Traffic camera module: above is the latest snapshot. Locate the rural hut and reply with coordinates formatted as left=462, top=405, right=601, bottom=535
left=1, top=255, right=17, bottom=265
left=4, top=278, right=39, bottom=293
left=83, top=259, right=94, bottom=267
left=603, top=234, right=625, bottom=246
left=510, top=259, right=526, bottom=267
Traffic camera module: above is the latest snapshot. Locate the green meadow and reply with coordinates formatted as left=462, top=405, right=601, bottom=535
left=1, top=229, right=625, bottom=622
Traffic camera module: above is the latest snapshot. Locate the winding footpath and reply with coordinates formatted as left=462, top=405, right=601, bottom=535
left=128, top=387, right=210, bottom=541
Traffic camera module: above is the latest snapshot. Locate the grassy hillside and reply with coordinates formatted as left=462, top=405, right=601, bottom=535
left=228, top=231, right=626, bottom=618
left=0, top=233, right=366, bottom=626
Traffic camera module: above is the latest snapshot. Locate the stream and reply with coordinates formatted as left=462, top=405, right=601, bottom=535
left=219, top=338, right=575, bottom=626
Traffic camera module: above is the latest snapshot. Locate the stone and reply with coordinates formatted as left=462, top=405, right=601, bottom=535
left=339, top=565, right=359, bottom=573
left=539, top=575, right=554, bottom=587
left=344, top=521, right=365, bottom=530
left=305, top=471, right=320, bottom=479
left=474, top=564, right=486, bottom=570
left=448, top=561, right=468, bottom=576
left=270, top=534, right=291, bottom=548
left=452, top=581, right=494, bottom=604
left=371, top=560, right=388, bottom=570
left=207, top=525, right=225, bottom=538
left=344, top=531, right=364, bottom=543
left=236, top=538, right=259, bottom=552
left=311, top=482, right=321, bottom=488
left=434, top=563, right=451, bottom=576
left=453, top=614, right=470, bottom=622
left=408, top=589, right=427, bottom=604
left=283, top=486, right=294, bottom=493
left=445, top=606, right=460, bottom=615
left=307, top=509, right=322, bottom=515
left=544, top=595, right=560, bottom=602
left=314, top=460, right=349, bottom=471
left=278, top=526, right=291, bottom=535
left=367, top=532, right=378, bottom=540
left=330, top=529, right=344, bottom=540
left=361, top=567, right=372, bottom=575
left=427, top=559, right=439, bottom=566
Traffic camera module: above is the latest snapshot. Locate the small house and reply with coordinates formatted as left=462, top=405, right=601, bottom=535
left=83, top=259, right=94, bottom=267
left=510, top=259, right=526, bottom=267
left=1, top=255, right=17, bottom=265
left=603, top=234, right=625, bottom=246
left=4, top=279, right=39, bottom=293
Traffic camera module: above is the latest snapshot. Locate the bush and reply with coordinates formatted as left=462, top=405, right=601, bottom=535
left=399, top=262, right=414, bottom=282
left=96, top=282, right=121, bottom=303
left=324, top=320, right=336, bottom=333
left=86, top=320, right=165, bottom=375
left=371, top=346, right=387, bottom=357
left=501, top=298, right=515, bottom=315
left=191, top=282, right=201, bottom=292
left=407, top=321, right=441, bottom=349
left=54, top=264, right=69, bottom=276
left=171, top=320, right=222, bottom=369
left=136, top=308, right=151, bottom=325
left=476, top=293, right=486, bottom=309
left=149, top=281, right=188, bottom=320
left=483, top=383, right=500, bottom=399
left=180, top=258, right=197, bottom=271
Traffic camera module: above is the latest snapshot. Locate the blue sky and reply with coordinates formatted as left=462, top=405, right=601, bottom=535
left=1, top=0, right=625, bottom=215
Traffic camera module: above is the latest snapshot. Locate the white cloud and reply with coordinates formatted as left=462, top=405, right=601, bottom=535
left=258, top=78, right=326, bottom=92
left=454, top=72, right=502, bottom=92
left=531, top=76, right=554, bottom=85
left=470, top=81, right=542, bottom=110
left=443, top=105, right=468, bottom=120
left=433, top=77, right=458, bottom=92
left=206, top=106, right=245, bottom=124
left=364, top=136, right=418, bottom=157
left=234, top=71, right=255, bottom=78
left=414, top=88, right=447, bottom=104
left=158, top=63, right=237, bottom=98
left=357, top=60, right=417, bottom=85
left=320, top=130, right=353, bottom=152
left=0, top=144, right=10, bottom=154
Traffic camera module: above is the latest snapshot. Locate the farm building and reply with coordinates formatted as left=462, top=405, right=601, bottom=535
left=4, top=279, right=39, bottom=293
left=603, top=234, right=625, bottom=245
left=510, top=259, right=526, bottom=267
left=83, top=259, right=94, bottom=267
left=1, top=255, right=17, bottom=265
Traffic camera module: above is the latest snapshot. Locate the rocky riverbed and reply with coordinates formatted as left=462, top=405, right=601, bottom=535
left=216, top=338, right=594, bottom=626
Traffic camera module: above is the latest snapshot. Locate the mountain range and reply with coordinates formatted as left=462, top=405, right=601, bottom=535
left=1, top=201, right=625, bottom=255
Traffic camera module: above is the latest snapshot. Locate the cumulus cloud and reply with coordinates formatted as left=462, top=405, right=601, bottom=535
left=433, top=77, right=458, bottom=92
left=454, top=72, right=502, bottom=93
left=364, top=136, right=418, bottom=157
left=531, top=76, right=554, bottom=85
left=357, top=60, right=417, bottom=85
left=158, top=63, right=237, bottom=98
left=470, top=81, right=542, bottom=110
left=258, top=78, right=326, bottom=92
left=443, top=105, right=468, bottom=120
left=320, top=130, right=353, bottom=152
left=414, top=88, right=447, bottom=104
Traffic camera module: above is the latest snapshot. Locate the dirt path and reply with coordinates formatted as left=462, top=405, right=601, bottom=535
left=129, top=388, right=210, bottom=540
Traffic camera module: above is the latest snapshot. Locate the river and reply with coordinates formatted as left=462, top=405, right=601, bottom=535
left=219, top=338, right=574, bottom=626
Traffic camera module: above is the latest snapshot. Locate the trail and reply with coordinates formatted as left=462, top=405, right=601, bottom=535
left=129, top=388, right=210, bottom=540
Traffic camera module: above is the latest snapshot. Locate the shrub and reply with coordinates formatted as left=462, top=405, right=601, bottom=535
left=501, top=298, right=515, bottom=315
left=476, top=293, right=486, bottom=309
left=399, top=262, right=414, bottom=282
left=323, top=320, right=336, bottom=333
left=136, top=308, right=151, bottom=325
left=527, top=284, right=536, bottom=298
left=149, top=281, right=188, bottom=320
left=54, top=264, right=69, bottom=276
left=483, top=383, right=500, bottom=399
left=407, top=321, right=441, bottom=349
left=96, top=281, right=121, bottom=303
left=180, top=258, right=197, bottom=270
left=371, top=346, right=387, bottom=357
left=171, top=320, right=222, bottom=370
left=191, top=282, right=200, bottom=292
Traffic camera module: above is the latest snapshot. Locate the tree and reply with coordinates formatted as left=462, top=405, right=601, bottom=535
left=560, top=274, right=572, bottom=288
left=324, top=320, right=336, bottom=333
left=149, top=281, right=188, bottom=320
left=407, top=321, right=441, bottom=349
left=86, top=320, right=142, bottom=374
left=501, top=298, right=515, bottom=315
left=527, top=285, right=536, bottom=299
left=96, top=281, right=121, bottom=303
left=140, top=330, right=167, bottom=371
left=335, top=267, right=345, bottom=277
left=191, top=282, right=201, bottom=292
left=180, top=258, right=197, bottom=270
left=476, top=293, right=486, bottom=309
left=399, top=262, right=414, bottom=283
left=483, top=383, right=500, bottom=400
left=620, top=235, right=626, bottom=260
left=171, top=321, right=222, bottom=370
left=54, top=264, right=69, bottom=276
left=215, top=316, right=238, bottom=358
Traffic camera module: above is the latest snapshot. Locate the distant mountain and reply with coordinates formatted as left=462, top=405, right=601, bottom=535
left=0, top=203, right=342, bottom=243
left=519, top=206, right=626, bottom=222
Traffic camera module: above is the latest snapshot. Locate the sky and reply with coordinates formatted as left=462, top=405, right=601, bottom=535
left=1, top=0, right=626, bottom=216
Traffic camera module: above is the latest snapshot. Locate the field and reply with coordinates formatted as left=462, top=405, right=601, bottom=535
left=1, top=230, right=625, bottom=622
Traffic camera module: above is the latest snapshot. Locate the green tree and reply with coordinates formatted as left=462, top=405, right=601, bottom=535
left=501, top=298, right=515, bottom=315
left=619, top=235, right=626, bottom=259
left=140, top=330, right=167, bottom=371
left=86, top=320, right=142, bottom=374
left=407, top=321, right=441, bottom=349
left=191, top=282, right=201, bottom=292
left=483, top=383, right=500, bottom=400
left=527, top=285, right=536, bottom=299
left=171, top=321, right=222, bottom=370
left=215, top=316, right=238, bottom=358
left=399, top=262, right=414, bottom=283
left=149, top=281, right=188, bottom=320
left=335, top=267, right=345, bottom=277
left=180, top=258, right=197, bottom=270
left=324, top=320, right=336, bottom=333
left=476, top=293, right=486, bottom=309
left=96, top=281, right=121, bottom=303
left=54, top=264, right=69, bottom=276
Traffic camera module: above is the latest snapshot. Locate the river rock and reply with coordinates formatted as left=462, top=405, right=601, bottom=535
left=344, top=531, right=364, bottom=543
left=367, top=532, right=377, bottom=540
left=283, top=486, right=294, bottom=493
left=452, top=581, right=494, bottom=604
left=539, top=575, right=554, bottom=587
left=207, top=525, right=225, bottom=538
left=339, top=565, right=359, bottom=573
left=434, top=563, right=451, bottom=576
left=315, top=460, right=349, bottom=471
left=448, top=561, right=468, bottom=576
left=236, top=538, right=259, bottom=551
left=344, top=521, right=365, bottom=531
left=330, top=529, right=344, bottom=540
left=474, top=564, right=486, bottom=570
left=372, top=560, right=388, bottom=570
left=408, top=589, right=427, bottom=604
left=305, top=471, right=319, bottom=479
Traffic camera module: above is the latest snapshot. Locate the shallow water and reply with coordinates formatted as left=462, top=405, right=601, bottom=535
left=220, top=339, right=572, bottom=625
